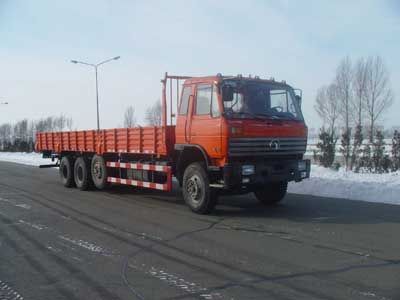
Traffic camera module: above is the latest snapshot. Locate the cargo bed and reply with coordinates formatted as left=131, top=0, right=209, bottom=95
left=35, top=126, right=176, bottom=156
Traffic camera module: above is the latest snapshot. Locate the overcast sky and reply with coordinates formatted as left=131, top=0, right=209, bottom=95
left=0, top=0, right=399, bottom=130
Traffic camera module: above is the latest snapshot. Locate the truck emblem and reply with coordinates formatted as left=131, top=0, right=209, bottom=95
left=268, top=140, right=280, bottom=150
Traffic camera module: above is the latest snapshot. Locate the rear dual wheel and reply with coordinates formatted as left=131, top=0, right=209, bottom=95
left=91, top=155, right=109, bottom=190
left=59, top=156, right=92, bottom=190
left=74, top=157, right=92, bottom=190
left=59, top=156, right=75, bottom=188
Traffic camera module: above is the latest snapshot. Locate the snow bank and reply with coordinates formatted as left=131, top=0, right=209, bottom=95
left=289, top=165, right=400, bottom=205
left=0, top=152, right=50, bottom=166
left=0, top=152, right=399, bottom=205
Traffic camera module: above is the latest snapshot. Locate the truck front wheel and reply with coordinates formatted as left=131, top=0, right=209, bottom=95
left=74, top=157, right=92, bottom=191
left=91, top=155, right=108, bottom=190
left=182, top=162, right=218, bottom=214
left=59, top=156, right=75, bottom=188
left=254, top=181, right=288, bottom=205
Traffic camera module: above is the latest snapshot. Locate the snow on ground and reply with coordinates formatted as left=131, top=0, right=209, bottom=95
left=0, top=152, right=399, bottom=205
left=289, top=165, right=400, bottom=205
left=0, top=152, right=50, bottom=166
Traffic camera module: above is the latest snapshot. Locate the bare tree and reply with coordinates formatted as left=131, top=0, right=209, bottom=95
left=41, top=117, right=55, bottom=132
left=66, top=117, right=73, bottom=131
left=364, top=55, right=394, bottom=142
left=314, top=84, right=340, bottom=136
left=0, top=123, right=12, bottom=150
left=335, top=56, right=353, bottom=169
left=352, top=57, right=368, bottom=126
left=54, top=115, right=67, bottom=131
left=28, top=120, right=35, bottom=147
left=336, top=56, right=353, bottom=129
left=145, top=100, right=162, bottom=126
left=35, top=117, right=53, bottom=133
left=123, top=106, right=136, bottom=128
left=14, top=119, right=28, bottom=141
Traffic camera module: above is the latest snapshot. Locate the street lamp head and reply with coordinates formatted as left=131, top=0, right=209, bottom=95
left=69, top=55, right=119, bottom=130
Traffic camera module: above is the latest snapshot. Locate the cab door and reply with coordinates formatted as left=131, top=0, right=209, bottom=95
left=176, top=84, right=193, bottom=144
left=189, top=83, right=222, bottom=159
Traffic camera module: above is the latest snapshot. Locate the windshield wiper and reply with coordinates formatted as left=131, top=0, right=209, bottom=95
left=229, top=111, right=262, bottom=119
left=282, top=113, right=299, bottom=120
left=256, top=112, right=300, bottom=121
left=254, top=113, right=278, bottom=119
left=269, top=113, right=298, bottom=120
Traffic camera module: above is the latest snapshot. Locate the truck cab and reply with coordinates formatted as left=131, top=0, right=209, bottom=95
left=173, top=74, right=310, bottom=213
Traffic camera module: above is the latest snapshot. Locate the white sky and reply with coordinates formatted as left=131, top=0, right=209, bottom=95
left=0, top=0, right=399, bottom=130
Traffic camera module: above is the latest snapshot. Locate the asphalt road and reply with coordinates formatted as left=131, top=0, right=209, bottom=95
left=0, top=161, right=399, bottom=300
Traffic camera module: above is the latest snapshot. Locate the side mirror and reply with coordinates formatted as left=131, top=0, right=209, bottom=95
left=295, top=95, right=302, bottom=107
left=294, top=88, right=302, bottom=107
left=222, top=85, right=234, bottom=102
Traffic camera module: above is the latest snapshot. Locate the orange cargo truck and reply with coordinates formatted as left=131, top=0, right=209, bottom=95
left=36, top=73, right=310, bottom=214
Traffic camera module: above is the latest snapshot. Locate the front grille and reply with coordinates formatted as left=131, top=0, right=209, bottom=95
left=229, top=137, right=307, bottom=157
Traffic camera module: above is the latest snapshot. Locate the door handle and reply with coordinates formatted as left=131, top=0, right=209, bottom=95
left=184, top=118, right=188, bottom=142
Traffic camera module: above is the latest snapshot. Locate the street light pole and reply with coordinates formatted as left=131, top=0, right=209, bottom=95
left=95, top=67, right=100, bottom=131
left=71, top=56, right=120, bottom=130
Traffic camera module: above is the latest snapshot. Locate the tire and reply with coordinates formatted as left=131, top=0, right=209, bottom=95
left=254, top=181, right=288, bottom=205
left=182, top=162, right=218, bottom=214
left=91, top=155, right=108, bottom=190
left=59, top=156, right=75, bottom=188
left=74, top=156, right=92, bottom=191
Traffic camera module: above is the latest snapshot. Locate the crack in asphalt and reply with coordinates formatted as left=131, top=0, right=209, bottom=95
left=215, top=226, right=394, bottom=263
left=120, top=219, right=226, bottom=300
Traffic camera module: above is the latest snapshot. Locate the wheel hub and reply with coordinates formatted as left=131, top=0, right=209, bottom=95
left=77, top=166, right=84, bottom=181
left=186, top=175, right=202, bottom=202
left=93, top=162, right=102, bottom=179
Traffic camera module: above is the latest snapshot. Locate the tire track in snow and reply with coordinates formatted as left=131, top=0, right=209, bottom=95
left=18, top=220, right=47, bottom=231
left=0, top=280, right=24, bottom=300
left=130, top=263, right=224, bottom=300
left=0, top=214, right=123, bottom=300
left=17, top=218, right=114, bottom=257
left=58, top=235, right=105, bottom=254
left=0, top=196, right=30, bottom=210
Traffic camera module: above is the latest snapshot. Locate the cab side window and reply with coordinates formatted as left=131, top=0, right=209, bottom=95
left=211, top=85, right=220, bottom=117
left=196, top=85, right=212, bottom=115
left=179, top=86, right=191, bottom=115
left=196, top=84, right=220, bottom=117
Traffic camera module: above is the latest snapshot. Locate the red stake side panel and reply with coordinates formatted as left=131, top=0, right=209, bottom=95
left=106, top=161, right=170, bottom=172
left=35, top=126, right=176, bottom=157
left=106, top=162, right=172, bottom=191
left=107, top=177, right=170, bottom=191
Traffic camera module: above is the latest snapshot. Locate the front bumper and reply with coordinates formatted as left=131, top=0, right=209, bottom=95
left=223, top=159, right=310, bottom=190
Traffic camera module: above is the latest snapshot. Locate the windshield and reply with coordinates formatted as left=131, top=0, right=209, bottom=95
left=222, top=80, right=303, bottom=121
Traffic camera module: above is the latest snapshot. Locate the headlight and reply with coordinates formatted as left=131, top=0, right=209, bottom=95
left=298, top=160, right=307, bottom=171
left=242, top=165, right=255, bottom=176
